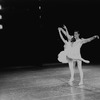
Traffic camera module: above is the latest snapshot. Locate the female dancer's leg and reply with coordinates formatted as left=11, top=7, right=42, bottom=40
left=77, top=60, right=83, bottom=85
left=68, top=61, right=75, bottom=86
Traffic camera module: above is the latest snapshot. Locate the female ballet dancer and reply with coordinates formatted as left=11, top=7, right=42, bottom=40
left=58, top=25, right=99, bottom=86
left=58, top=26, right=79, bottom=86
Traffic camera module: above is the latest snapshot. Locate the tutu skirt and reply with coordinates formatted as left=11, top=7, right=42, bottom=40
left=58, top=39, right=90, bottom=64
left=58, top=51, right=69, bottom=63
left=58, top=50, right=90, bottom=63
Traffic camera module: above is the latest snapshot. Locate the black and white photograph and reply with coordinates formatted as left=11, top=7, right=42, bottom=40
left=0, top=0, right=100, bottom=99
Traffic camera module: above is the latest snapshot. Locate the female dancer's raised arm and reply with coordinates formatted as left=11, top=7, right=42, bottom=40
left=63, top=25, right=73, bottom=40
left=58, top=27, right=67, bottom=43
left=81, top=35, right=99, bottom=44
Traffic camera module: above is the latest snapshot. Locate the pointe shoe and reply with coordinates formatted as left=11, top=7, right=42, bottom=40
left=78, top=84, right=84, bottom=88
left=69, top=78, right=74, bottom=82
left=79, top=82, right=83, bottom=86
left=85, top=60, right=90, bottom=63
left=68, top=81, right=73, bottom=86
left=87, top=61, right=90, bottom=63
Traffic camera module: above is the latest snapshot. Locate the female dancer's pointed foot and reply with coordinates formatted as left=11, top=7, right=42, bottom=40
left=85, top=60, right=90, bottom=63
left=87, top=61, right=90, bottom=63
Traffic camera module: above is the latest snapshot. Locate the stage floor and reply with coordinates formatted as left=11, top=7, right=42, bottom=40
left=0, top=65, right=100, bottom=100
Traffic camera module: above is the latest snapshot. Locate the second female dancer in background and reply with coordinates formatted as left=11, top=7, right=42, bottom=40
left=58, top=25, right=99, bottom=86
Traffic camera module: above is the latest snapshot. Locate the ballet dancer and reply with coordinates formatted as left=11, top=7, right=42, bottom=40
left=58, top=26, right=78, bottom=86
left=58, top=25, right=99, bottom=86
left=71, top=31, right=99, bottom=85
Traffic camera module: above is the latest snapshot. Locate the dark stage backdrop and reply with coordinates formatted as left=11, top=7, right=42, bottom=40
left=0, top=0, right=100, bottom=68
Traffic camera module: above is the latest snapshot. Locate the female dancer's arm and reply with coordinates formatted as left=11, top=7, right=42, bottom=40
left=81, top=35, right=99, bottom=44
left=63, top=25, right=73, bottom=40
left=58, top=27, right=67, bottom=43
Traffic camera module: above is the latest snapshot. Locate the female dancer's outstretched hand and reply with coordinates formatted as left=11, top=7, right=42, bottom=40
left=63, top=25, right=67, bottom=30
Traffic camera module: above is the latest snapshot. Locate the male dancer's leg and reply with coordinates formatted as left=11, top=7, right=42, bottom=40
left=77, top=60, right=83, bottom=85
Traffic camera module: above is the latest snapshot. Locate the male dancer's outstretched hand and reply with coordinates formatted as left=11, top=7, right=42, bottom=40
left=94, top=35, right=99, bottom=39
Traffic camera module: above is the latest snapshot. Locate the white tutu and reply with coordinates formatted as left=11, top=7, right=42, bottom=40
left=58, top=39, right=90, bottom=63
left=58, top=50, right=90, bottom=63
left=58, top=51, right=69, bottom=63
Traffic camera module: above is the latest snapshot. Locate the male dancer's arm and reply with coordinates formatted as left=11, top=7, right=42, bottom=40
left=58, top=28, right=67, bottom=43
left=81, top=35, right=99, bottom=44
